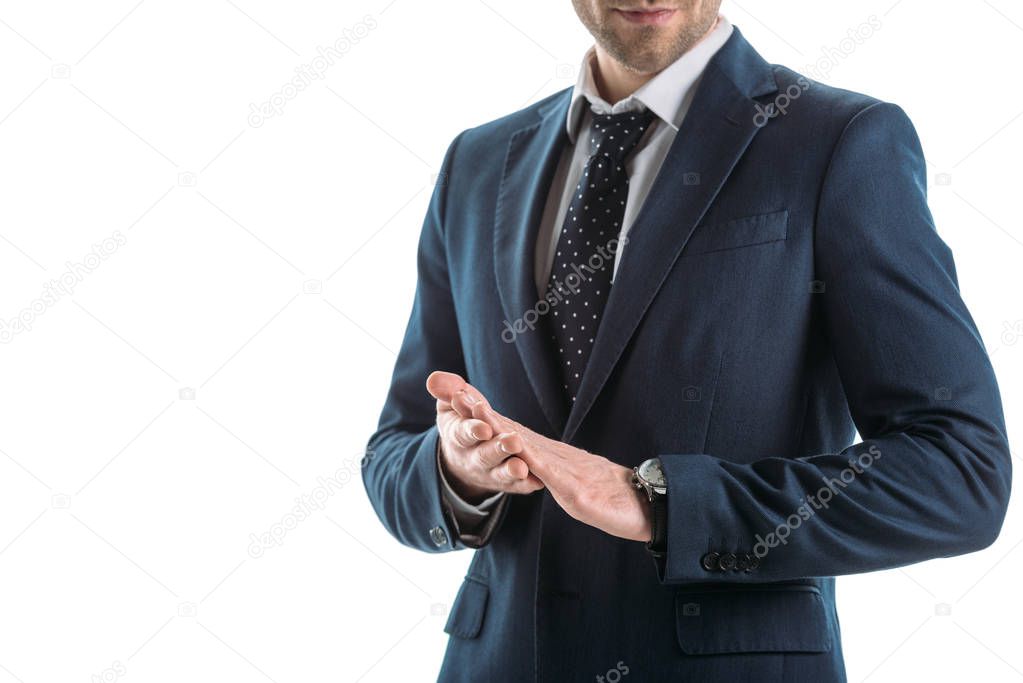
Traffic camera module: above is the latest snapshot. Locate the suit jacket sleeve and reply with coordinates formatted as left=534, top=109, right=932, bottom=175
left=657, top=102, right=1012, bottom=583
left=362, top=130, right=504, bottom=552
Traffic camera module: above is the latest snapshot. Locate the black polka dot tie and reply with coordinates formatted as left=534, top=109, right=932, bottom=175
left=546, top=107, right=657, bottom=405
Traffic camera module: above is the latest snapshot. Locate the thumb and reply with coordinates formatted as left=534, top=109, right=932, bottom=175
left=514, top=444, right=553, bottom=483
left=426, top=371, right=467, bottom=402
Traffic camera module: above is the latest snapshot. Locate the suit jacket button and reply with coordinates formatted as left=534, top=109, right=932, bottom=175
left=701, top=552, right=720, bottom=572
left=735, top=553, right=751, bottom=571
left=747, top=554, right=760, bottom=571
left=429, top=526, right=448, bottom=547
left=718, top=552, right=737, bottom=571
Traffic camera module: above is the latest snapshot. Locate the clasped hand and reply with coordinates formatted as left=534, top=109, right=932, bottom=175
left=427, top=371, right=651, bottom=543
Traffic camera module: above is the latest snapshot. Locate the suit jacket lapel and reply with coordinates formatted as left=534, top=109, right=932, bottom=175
left=494, top=90, right=574, bottom=437
left=563, top=28, right=779, bottom=442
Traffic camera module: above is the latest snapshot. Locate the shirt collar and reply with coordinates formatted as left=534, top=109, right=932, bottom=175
left=566, top=15, right=734, bottom=143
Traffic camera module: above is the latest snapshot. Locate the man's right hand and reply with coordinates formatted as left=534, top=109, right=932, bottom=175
left=426, top=371, right=545, bottom=503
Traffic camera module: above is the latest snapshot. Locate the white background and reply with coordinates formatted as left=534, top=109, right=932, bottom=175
left=0, top=1, right=1020, bottom=681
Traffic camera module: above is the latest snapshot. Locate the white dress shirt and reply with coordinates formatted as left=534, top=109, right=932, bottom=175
left=439, top=16, right=734, bottom=537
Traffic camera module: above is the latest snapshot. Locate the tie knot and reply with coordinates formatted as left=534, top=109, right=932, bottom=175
left=587, top=108, right=657, bottom=162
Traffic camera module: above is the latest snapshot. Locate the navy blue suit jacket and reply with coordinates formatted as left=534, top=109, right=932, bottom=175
left=364, top=28, right=1011, bottom=682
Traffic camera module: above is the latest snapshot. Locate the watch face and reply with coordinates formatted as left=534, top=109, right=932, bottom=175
left=638, top=458, right=666, bottom=490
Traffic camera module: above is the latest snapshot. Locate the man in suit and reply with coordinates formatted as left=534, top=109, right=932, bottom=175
left=363, top=2, right=1012, bottom=681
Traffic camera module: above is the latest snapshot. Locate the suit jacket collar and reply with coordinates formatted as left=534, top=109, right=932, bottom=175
left=494, top=27, right=778, bottom=440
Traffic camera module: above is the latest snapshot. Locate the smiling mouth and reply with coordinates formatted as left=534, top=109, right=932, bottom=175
left=613, top=8, right=678, bottom=25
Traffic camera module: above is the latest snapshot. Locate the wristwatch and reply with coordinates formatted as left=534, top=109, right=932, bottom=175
left=631, top=458, right=667, bottom=557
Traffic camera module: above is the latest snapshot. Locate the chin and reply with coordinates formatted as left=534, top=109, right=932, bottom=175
left=610, top=43, right=676, bottom=74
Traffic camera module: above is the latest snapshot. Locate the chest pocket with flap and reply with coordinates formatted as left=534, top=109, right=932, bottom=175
left=683, top=209, right=789, bottom=257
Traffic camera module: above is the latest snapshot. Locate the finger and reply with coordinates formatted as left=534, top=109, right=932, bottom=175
left=513, top=443, right=553, bottom=482
left=456, top=380, right=490, bottom=406
left=425, top=369, right=488, bottom=423
left=502, top=456, right=529, bottom=480
left=469, top=398, right=508, bottom=434
left=452, top=418, right=492, bottom=448
left=426, top=371, right=467, bottom=403
left=475, top=432, right=522, bottom=469
left=491, top=456, right=529, bottom=484
left=450, top=390, right=478, bottom=418
left=495, top=460, right=547, bottom=494
left=514, top=473, right=546, bottom=494
left=427, top=370, right=492, bottom=410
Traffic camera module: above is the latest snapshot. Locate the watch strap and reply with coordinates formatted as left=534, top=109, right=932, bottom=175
left=646, top=491, right=667, bottom=557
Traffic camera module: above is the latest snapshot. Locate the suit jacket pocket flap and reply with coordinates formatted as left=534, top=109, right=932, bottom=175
left=444, top=578, right=489, bottom=639
left=684, top=210, right=789, bottom=256
left=675, top=585, right=832, bottom=654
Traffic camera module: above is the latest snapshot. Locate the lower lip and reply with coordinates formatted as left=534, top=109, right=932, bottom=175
left=615, top=8, right=677, bottom=25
